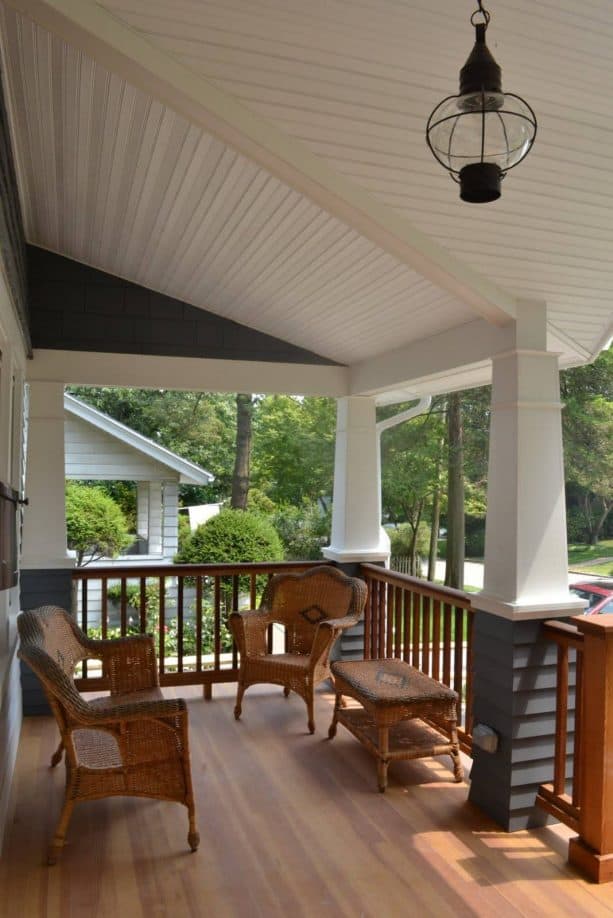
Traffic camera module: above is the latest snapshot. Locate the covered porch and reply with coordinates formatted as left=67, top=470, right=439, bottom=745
left=0, top=0, right=612, bottom=908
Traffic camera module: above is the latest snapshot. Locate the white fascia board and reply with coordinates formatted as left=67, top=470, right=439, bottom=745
left=7, top=0, right=517, bottom=327
left=64, top=393, right=214, bottom=484
left=29, top=349, right=350, bottom=398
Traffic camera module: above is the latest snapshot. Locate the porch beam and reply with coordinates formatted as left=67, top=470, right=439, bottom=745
left=27, top=349, right=349, bottom=398
left=7, top=0, right=516, bottom=327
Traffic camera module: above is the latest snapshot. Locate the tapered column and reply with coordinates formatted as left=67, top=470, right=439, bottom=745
left=20, top=381, right=73, bottom=715
left=21, top=382, right=72, bottom=573
left=323, top=396, right=389, bottom=564
left=469, top=301, right=583, bottom=829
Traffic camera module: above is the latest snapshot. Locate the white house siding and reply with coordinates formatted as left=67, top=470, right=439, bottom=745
left=65, top=415, right=175, bottom=481
left=0, top=271, right=28, bottom=854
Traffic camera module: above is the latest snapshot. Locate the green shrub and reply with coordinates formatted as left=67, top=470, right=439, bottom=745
left=272, top=501, right=331, bottom=560
left=175, top=509, right=283, bottom=566
left=66, top=481, right=132, bottom=566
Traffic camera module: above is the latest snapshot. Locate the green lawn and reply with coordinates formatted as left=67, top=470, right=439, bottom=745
left=567, top=539, right=613, bottom=576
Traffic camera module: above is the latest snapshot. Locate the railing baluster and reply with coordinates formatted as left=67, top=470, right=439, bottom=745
left=81, top=579, right=88, bottom=678
left=364, top=575, right=372, bottom=658
left=402, top=587, right=410, bottom=663
left=572, top=648, right=583, bottom=807
left=214, top=576, right=222, bottom=670
left=432, top=598, right=441, bottom=682
left=412, top=591, right=420, bottom=669
left=378, top=580, right=386, bottom=658
left=385, top=583, right=394, bottom=657
left=553, top=644, right=569, bottom=796
left=443, top=603, right=452, bottom=687
left=139, top=578, right=147, bottom=633
left=177, top=575, right=184, bottom=673
left=196, top=575, right=203, bottom=673
left=422, top=594, right=431, bottom=676
left=120, top=578, right=127, bottom=636
left=101, top=578, right=108, bottom=641
left=394, top=585, right=402, bottom=659
left=158, top=576, right=165, bottom=676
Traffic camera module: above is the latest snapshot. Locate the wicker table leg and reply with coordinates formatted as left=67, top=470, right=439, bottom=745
left=377, top=725, right=390, bottom=793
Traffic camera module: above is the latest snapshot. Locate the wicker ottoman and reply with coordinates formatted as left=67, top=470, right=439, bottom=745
left=329, top=658, right=463, bottom=792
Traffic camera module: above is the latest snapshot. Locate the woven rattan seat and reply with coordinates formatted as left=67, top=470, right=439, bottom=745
left=17, top=605, right=199, bottom=864
left=229, top=566, right=367, bottom=733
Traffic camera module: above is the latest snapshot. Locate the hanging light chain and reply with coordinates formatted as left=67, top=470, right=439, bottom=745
left=470, top=1, right=490, bottom=28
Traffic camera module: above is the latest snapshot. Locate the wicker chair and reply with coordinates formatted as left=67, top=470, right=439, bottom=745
left=229, top=565, right=367, bottom=734
left=17, top=605, right=199, bottom=864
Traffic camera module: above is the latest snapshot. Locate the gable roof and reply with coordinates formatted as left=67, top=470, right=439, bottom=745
left=64, top=393, right=214, bottom=485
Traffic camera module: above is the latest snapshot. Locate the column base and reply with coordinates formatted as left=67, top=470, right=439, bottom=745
left=322, top=548, right=389, bottom=564
left=569, top=836, right=613, bottom=884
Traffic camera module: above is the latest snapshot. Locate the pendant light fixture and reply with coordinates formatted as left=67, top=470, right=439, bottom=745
left=426, top=1, right=536, bottom=203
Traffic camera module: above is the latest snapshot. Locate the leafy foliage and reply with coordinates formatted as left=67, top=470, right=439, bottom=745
left=66, top=481, right=132, bottom=566
left=272, top=501, right=331, bottom=560
left=175, top=509, right=284, bottom=566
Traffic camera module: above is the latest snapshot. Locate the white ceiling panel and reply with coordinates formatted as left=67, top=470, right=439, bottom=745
left=0, top=4, right=476, bottom=366
left=93, top=0, right=613, bottom=357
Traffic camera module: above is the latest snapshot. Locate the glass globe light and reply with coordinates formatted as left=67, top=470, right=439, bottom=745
left=426, top=9, right=537, bottom=203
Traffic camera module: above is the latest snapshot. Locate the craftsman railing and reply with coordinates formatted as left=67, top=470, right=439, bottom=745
left=538, top=615, right=613, bottom=884
left=536, top=619, right=583, bottom=832
left=359, top=564, right=474, bottom=750
left=72, top=561, right=319, bottom=692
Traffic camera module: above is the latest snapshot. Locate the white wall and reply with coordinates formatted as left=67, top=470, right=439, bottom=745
left=0, top=270, right=28, bottom=853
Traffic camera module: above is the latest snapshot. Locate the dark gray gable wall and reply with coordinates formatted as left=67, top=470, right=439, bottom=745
left=27, top=245, right=340, bottom=366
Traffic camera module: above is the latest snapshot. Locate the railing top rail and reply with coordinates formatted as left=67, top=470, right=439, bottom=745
left=359, top=563, right=472, bottom=609
left=72, top=560, right=322, bottom=580
left=542, top=619, right=584, bottom=649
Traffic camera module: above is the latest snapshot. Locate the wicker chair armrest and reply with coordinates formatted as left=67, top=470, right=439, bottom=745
left=86, top=634, right=159, bottom=692
left=79, top=696, right=187, bottom=726
left=320, top=615, right=361, bottom=631
left=229, top=609, right=274, bottom=656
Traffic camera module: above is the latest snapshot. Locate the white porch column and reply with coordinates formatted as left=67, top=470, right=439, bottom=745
left=469, top=301, right=584, bottom=831
left=21, top=382, right=72, bottom=570
left=480, top=300, right=579, bottom=618
left=323, top=396, right=389, bottom=564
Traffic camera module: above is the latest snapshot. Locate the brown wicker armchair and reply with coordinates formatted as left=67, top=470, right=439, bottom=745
left=17, top=605, right=199, bottom=864
left=229, top=565, right=367, bottom=733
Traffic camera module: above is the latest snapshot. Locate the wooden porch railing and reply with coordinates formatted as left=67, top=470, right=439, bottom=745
left=359, top=564, right=474, bottom=751
left=538, top=615, right=613, bottom=884
left=536, top=620, right=583, bottom=832
left=72, top=561, right=319, bottom=692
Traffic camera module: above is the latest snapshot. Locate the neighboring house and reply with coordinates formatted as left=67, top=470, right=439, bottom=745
left=64, top=393, right=213, bottom=565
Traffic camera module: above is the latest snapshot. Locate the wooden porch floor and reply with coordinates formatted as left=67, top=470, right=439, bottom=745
left=2, top=684, right=612, bottom=918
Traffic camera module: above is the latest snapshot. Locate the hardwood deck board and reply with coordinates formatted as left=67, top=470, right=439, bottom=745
left=2, top=683, right=613, bottom=917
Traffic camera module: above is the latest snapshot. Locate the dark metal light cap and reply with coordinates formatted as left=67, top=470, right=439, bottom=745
left=460, top=23, right=502, bottom=95
left=459, top=162, right=501, bottom=203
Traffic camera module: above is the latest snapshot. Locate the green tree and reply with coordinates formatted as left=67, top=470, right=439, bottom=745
left=562, top=349, right=613, bottom=544
left=252, top=396, right=335, bottom=505
left=65, top=481, right=132, bottom=566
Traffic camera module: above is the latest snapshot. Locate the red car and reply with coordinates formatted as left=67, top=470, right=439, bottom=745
left=571, top=580, right=613, bottom=615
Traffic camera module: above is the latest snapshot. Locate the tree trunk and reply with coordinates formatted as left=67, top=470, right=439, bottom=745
left=445, top=393, right=465, bottom=590
left=427, top=439, right=444, bottom=581
left=428, top=486, right=441, bottom=581
left=231, top=394, right=253, bottom=510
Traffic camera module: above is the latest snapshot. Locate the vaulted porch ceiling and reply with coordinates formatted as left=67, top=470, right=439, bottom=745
left=0, top=0, right=611, bottom=402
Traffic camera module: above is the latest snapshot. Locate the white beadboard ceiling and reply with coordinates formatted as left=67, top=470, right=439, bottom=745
left=0, top=0, right=612, bottom=395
